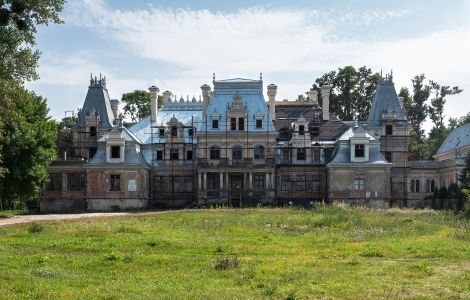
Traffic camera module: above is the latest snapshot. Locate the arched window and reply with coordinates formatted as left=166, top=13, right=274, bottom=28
left=426, top=180, right=430, bottom=193
left=232, top=146, right=243, bottom=161
left=431, top=180, right=436, bottom=192
left=415, top=180, right=420, bottom=193
left=411, top=180, right=415, bottom=193
left=254, top=145, right=265, bottom=160
left=210, top=146, right=220, bottom=160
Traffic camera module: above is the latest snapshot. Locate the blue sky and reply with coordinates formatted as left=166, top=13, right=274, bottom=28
left=27, top=0, right=470, bottom=130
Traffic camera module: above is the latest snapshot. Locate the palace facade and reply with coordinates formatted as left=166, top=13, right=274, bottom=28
left=40, top=73, right=470, bottom=211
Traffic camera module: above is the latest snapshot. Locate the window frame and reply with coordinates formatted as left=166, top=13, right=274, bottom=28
left=353, top=174, right=365, bottom=191
left=238, top=117, right=245, bottom=131
left=111, top=145, right=121, bottom=159
left=255, top=119, right=263, bottom=129
left=210, top=146, right=220, bottom=160
left=354, top=144, right=365, bottom=158
left=212, top=119, right=219, bottom=129
left=254, top=145, right=265, bottom=160
left=385, top=124, right=393, bottom=135
left=110, top=174, right=121, bottom=191
left=296, top=148, right=306, bottom=160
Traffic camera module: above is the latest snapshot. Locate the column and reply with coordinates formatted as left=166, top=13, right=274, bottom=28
left=249, top=172, right=253, bottom=190
left=203, top=172, right=207, bottom=190
left=198, top=172, right=202, bottom=190
left=225, top=172, right=229, bottom=190
left=266, top=172, right=270, bottom=190
left=219, top=172, right=224, bottom=190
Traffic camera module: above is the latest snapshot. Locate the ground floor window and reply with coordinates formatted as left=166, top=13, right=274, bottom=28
left=296, top=175, right=306, bottom=191
left=67, top=173, right=85, bottom=191
left=312, top=175, right=322, bottom=192
left=110, top=174, right=121, bottom=191
left=254, top=175, right=264, bottom=191
left=280, top=175, right=289, bottom=191
left=46, top=173, right=62, bottom=191
left=353, top=174, right=365, bottom=191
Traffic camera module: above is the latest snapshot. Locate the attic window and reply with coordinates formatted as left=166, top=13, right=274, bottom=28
left=89, top=126, right=97, bottom=137
left=354, top=144, right=365, bottom=158
left=311, top=127, right=320, bottom=137
left=188, top=128, right=193, bottom=136
left=171, top=126, right=177, bottom=137
left=299, top=125, right=305, bottom=135
left=386, top=125, right=393, bottom=135
left=212, top=119, right=219, bottom=129
left=159, top=128, right=165, bottom=136
left=238, top=117, right=245, bottom=131
left=256, top=119, right=263, bottom=129
left=111, top=146, right=120, bottom=159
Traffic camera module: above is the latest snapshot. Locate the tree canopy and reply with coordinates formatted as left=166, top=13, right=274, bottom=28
left=122, top=90, right=163, bottom=122
left=312, top=66, right=379, bottom=120
left=0, top=0, right=64, bottom=209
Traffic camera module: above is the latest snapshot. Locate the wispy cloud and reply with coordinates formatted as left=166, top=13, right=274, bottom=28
left=37, top=0, right=470, bottom=126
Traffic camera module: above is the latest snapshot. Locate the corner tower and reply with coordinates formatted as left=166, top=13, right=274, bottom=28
left=367, top=72, right=410, bottom=206
left=73, top=74, right=116, bottom=160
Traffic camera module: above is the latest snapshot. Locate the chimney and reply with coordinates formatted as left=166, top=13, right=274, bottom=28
left=267, top=84, right=277, bottom=120
left=110, top=99, right=119, bottom=119
left=307, top=89, right=318, bottom=105
left=148, top=86, right=160, bottom=122
left=162, top=90, right=173, bottom=103
left=201, top=84, right=211, bottom=113
left=321, top=85, right=332, bottom=121
left=398, top=96, right=404, bottom=109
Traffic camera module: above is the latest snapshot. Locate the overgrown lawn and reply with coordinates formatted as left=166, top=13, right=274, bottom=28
left=0, top=206, right=469, bottom=299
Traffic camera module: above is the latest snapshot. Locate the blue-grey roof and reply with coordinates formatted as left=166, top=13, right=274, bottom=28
left=328, top=127, right=390, bottom=165
left=77, top=79, right=115, bottom=129
left=436, top=123, right=470, bottom=155
left=367, top=76, right=406, bottom=126
left=98, top=126, right=141, bottom=143
left=87, top=143, right=148, bottom=166
left=198, top=78, right=276, bottom=132
left=128, top=102, right=203, bottom=144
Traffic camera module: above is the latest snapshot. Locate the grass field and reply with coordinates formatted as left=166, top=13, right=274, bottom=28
left=0, top=206, right=469, bottom=299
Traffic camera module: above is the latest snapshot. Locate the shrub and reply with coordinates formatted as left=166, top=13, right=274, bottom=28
left=213, top=255, right=239, bottom=270
left=28, top=223, right=43, bottom=233
left=104, top=251, right=122, bottom=262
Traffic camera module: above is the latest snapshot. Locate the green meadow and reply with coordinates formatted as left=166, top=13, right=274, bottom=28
left=0, top=206, right=469, bottom=299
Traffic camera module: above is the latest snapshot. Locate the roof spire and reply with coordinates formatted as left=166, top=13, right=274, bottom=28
left=213, top=73, right=216, bottom=82
left=260, top=72, right=263, bottom=81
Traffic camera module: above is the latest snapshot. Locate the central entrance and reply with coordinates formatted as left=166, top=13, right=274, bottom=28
left=230, top=174, right=244, bottom=207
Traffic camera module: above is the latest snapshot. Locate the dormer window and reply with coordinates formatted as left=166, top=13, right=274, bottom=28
left=159, top=128, right=165, bottom=136
left=238, top=117, right=245, bottom=131
left=89, top=126, right=97, bottom=137
left=385, top=125, right=393, bottom=135
left=111, top=146, right=120, bottom=159
left=188, top=128, right=193, bottom=136
left=354, top=144, right=365, bottom=158
left=212, top=119, right=219, bottom=129
left=256, top=119, right=263, bottom=129
left=230, top=118, right=236, bottom=130
left=171, top=126, right=177, bottom=137
left=299, top=125, right=305, bottom=135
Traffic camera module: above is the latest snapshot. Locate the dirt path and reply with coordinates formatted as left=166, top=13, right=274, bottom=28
left=0, top=212, right=139, bottom=227
left=0, top=209, right=210, bottom=227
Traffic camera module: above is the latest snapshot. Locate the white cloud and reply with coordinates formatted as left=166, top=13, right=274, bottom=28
left=39, top=1, right=470, bottom=128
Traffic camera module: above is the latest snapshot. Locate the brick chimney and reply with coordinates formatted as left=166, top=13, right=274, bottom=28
left=148, top=86, right=160, bottom=122
left=267, top=84, right=277, bottom=120
left=321, top=85, right=332, bottom=121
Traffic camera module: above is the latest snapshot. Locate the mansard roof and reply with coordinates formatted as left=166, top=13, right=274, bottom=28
left=198, top=78, right=276, bottom=132
left=436, top=122, right=470, bottom=155
left=129, top=102, right=203, bottom=144
left=77, top=75, right=115, bottom=129
left=367, top=74, right=406, bottom=126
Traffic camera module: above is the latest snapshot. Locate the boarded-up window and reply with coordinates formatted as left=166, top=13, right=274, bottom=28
left=46, top=173, right=62, bottom=191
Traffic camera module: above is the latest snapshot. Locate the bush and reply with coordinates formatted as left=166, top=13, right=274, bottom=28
left=104, top=251, right=122, bottom=262
left=28, top=223, right=43, bottom=233
left=213, top=255, right=239, bottom=270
